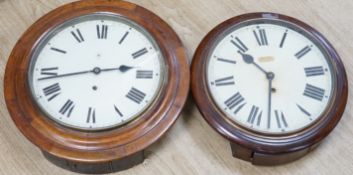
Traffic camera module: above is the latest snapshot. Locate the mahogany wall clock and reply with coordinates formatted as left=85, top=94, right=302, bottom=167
left=191, top=12, right=348, bottom=165
left=4, top=0, right=189, bottom=173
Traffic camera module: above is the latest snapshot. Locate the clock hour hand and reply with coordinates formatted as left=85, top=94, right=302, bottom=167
left=239, top=51, right=268, bottom=75
left=100, top=65, right=135, bottom=73
left=119, top=65, right=135, bottom=73
left=101, top=51, right=160, bottom=74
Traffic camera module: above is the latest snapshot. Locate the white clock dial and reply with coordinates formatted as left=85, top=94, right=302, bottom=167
left=207, top=20, right=334, bottom=134
left=29, top=14, right=166, bottom=131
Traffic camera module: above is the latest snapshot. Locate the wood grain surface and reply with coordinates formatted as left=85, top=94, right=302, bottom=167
left=0, top=0, right=352, bottom=174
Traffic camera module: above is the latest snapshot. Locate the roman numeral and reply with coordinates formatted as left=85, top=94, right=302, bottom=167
left=279, top=30, right=288, bottom=48
left=274, top=110, right=288, bottom=130
left=225, top=92, right=246, bottom=115
left=136, top=70, right=153, bottom=79
left=119, top=31, right=129, bottom=44
left=297, top=104, right=311, bottom=117
left=126, top=87, right=146, bottom=104
left=231, top=37, right=248, bottom=53
left=59, top=100, right=75, bottom=117
left=86, top=107, right=96, bottom=123
left=114, top=105, right=123, bottom=117
left=295, top=46, right=312, bottom=59
left=40, top=67, right=58, bottom=79
left=216, top=57, right=237, bottom=64
left=43, top=83, right=61, bottom=101
left=97, top=24, right=108, bottom=39
left=303, top=84, right=325, bottom=101
left=305, top=66, right=325, bottom=77
left=132, top=48, right=148, bottom=59
left=253, top=28, right=268, bottom=46
left=50, top=47, right=66, bottom=54
left=214, top=76, right=235, bottom=86
left=247, top=105, right=262, bottom=126
left=71, top=29, right=84, bottom=43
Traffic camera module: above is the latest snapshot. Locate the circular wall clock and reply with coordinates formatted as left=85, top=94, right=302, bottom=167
left=191, top=13, right=348, bottom=165
left=4, top=0, right=189, bottom=173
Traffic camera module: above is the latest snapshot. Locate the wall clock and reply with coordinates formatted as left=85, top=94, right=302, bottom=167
left=191, top=13, right=348, bottom=165
left=4, top=0, right=189, bottom=173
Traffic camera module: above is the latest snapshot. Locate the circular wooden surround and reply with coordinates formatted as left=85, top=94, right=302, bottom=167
left=191, top=13, right=348, bottom=157
left=4, top=0, right=189, bottom=169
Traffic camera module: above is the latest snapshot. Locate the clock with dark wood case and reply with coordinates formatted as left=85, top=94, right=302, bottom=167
left=191, top=12, right=348, bottom=165
left=4, top=0, right=189, bottom=173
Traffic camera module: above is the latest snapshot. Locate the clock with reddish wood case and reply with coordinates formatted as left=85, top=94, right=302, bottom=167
left=191, top=13, right=348, bottom=165
left=4, top=0, right=189, bottom=173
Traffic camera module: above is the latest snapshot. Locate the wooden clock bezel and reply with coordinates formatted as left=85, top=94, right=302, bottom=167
left=191, top=13, right=348, bottom=155
left=5, top=0, right=189, bottom=165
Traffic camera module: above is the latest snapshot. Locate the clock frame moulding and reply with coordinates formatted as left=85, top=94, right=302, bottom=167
left=4, top=0, right=190, bottom=173
left=191, top=12, right=348, bottom=165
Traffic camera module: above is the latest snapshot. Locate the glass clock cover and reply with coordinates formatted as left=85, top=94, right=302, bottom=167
left=29, top=14, right=166, bottom=131
left=207, top=19, right=334, bottom=134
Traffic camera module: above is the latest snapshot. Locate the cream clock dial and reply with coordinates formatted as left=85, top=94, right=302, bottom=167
left=29, top=14, right=165, bottom=131
left=207, top=20, right=333, bottom=134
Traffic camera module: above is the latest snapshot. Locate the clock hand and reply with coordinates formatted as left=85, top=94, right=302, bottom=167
left=239, top=51, right=268, bottom=75
left=99, top=51, right=160, bottom=74
left=267, top=72, right=275, bottom=129
left=238, top=51, right=276, bottom=127
left=100, top=65, right=135, bottom=73
left=38, top=64, right=138, bottom=81
left=38, top=69, right=95, bottom=81
left=119, top=65, right=135, bottom=73
left=40, top=51, right=160, bottom=81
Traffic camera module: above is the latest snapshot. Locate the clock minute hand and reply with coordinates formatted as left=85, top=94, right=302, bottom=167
left=267, top=72, right=275, bottom=129
left=38, top=69, right=93, bottom=81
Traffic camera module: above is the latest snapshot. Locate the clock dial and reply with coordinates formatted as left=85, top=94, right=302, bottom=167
left=207, top=19, right=334, bottom=134
left=29, top=14, right=166, bottom=131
